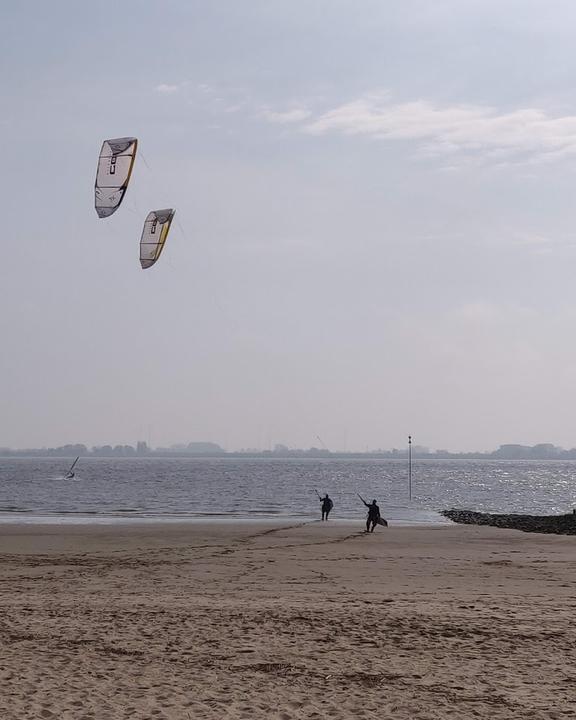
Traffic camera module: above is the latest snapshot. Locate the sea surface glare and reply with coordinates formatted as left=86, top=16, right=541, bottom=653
left=1, top=458, right=576, bottom=525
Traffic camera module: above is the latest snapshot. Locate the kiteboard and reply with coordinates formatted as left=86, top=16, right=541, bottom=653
left=377, top=517, right=388, bottom=527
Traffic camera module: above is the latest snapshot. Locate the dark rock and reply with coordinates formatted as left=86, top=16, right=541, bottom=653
left=441, top=509, right=576, bottom=535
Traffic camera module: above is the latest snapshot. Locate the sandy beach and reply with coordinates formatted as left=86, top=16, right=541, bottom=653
left=1, top=520, right=575, bottom=719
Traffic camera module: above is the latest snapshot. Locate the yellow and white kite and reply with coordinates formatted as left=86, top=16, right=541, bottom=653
left=140, top=209, right=175, bottom=269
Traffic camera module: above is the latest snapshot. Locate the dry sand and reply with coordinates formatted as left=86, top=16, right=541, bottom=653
left=1, top=520, right=576, bottom=719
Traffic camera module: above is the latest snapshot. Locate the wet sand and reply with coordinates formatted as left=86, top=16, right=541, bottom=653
left=1, top=520, right=575, bottom=719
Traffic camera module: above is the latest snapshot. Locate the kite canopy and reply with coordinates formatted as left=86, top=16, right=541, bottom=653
left=94, top=137, right=138, bottom=218
left=140, top=209, right=175, bottom=269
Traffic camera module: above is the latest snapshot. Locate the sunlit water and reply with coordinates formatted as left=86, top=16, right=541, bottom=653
left=1, top=457, right=576, bottom=525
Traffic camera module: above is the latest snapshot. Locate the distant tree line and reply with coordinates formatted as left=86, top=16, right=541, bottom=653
left=0, top=441, right=226, bottom=457
left=2, top=441, right=576, bottom=459
left=0, top=443, right=143, bottom=457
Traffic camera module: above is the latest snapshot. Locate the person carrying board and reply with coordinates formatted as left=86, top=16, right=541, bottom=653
left=358, top=494, right=387, bottom=532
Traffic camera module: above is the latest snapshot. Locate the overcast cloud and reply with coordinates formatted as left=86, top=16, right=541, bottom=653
left=2, top=1, right=576, bottom=452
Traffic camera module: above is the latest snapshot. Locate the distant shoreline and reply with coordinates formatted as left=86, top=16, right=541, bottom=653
left=5, top=452, right=576, bottom=460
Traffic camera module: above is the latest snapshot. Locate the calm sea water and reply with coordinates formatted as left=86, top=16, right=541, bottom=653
left=1, top=457, right=576, bottom=525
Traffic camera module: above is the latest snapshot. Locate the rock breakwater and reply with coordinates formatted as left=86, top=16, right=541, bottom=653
left=442, top=509, right=576, bottom=535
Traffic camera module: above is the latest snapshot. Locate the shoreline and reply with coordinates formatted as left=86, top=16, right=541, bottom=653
left=0, top=510, right=452, bottom=527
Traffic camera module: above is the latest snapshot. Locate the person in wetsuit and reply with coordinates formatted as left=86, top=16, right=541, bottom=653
left=363, top=499, right=381, bottom=533
left=321, top=494, right=334, bottom=521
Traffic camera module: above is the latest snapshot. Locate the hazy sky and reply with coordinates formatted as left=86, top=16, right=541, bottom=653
left=4, top=1, right=576, bottom=452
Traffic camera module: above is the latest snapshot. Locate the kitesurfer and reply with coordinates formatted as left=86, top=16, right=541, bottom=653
left=362, top=499, right=381, bottom=533
left=321, top=494, right=333, bottom=521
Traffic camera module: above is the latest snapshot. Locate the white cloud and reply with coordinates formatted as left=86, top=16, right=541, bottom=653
left=155, top=83, right=184, bottom=94
left=511, top=232, right=553, bottom=248
left=260, top=93, right=576, bottom=165
left=223, top=102, right=247, bottom=114
left=259, top=107, right=312, bottom=124
left=454, top=300, right=538, bottom=324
